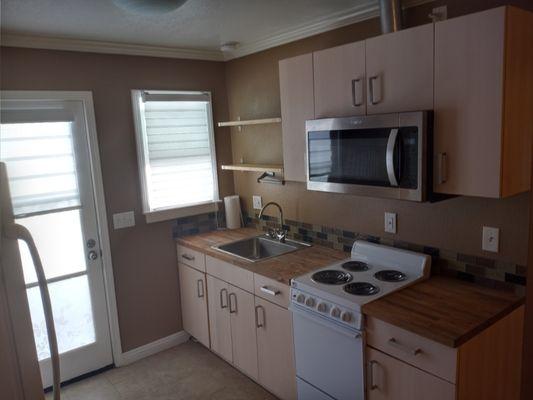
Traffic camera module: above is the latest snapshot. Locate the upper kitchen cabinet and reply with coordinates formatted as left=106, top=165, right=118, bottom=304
left=434, top=6, right=533, bottom=198
left=365, top=23, right=434, bottom=115
left=279, top=53, right=314, bottom=182
left=313, top=41, right=366, bottom=118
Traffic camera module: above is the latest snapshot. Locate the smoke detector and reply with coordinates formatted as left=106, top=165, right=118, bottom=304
left=220, top=42, right=240, bottom=53
left=112, top=0, right=188, bottom=15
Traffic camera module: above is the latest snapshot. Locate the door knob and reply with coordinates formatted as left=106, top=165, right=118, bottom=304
left=88, top=250, right=98, bottom=261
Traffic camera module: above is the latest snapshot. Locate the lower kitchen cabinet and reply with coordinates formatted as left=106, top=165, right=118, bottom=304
left=366, top=347, right=455, bottom=400
left=206, top=274, right=232, bottom=362
left=255, top=297, right=297, bottom=400
left=229, top=285, right=259, bottom=380
left=178, top=263, right=209, bottom=348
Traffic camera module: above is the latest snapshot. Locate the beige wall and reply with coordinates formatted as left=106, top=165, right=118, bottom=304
left=0, top=47, right=234, bottom=351
left=225, top=0, right=533, bottom=266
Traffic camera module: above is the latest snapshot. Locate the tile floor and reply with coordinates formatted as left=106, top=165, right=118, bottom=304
left=46, top=340, right=277, bottom=400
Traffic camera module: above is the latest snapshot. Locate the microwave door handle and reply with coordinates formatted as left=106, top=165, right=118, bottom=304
left=386, top=128, right=399, bottom=187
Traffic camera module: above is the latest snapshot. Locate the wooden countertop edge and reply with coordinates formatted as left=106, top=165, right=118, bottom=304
left=362, top=291, right=525, bottom=348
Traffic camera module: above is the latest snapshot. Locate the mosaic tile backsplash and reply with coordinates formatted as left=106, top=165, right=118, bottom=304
left=173, top=211, right=526, bottom=295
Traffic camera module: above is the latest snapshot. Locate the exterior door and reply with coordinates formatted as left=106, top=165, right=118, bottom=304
left=313, top=41, right=367, bottom=118
left=178, top=264, right=210, bottom=348
left=0, top=94, right=113, bottom=388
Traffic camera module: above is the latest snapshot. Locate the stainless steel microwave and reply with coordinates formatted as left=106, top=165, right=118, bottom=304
left=306, top=111, right=432, bottom=202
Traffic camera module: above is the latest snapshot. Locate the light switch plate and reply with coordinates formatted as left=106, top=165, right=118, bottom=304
left=482, top=226, right=499, bottom=252
left=252, top=195, right=263, bottom=210
left=384, top=212, right=397, bottom=234
left=113, top=211, right=135, bottom=230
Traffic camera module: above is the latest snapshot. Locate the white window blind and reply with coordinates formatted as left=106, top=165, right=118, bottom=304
left=0, top=120, right=81, bottom=217
left=133, top=90, right=219, bottom=214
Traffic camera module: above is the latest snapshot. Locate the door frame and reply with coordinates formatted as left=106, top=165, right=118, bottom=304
left=1, top=90, right=124, bottom=366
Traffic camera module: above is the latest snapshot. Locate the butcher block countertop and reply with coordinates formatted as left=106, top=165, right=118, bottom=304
left=177, top=228, right=524, bottom=347
left=176, top=227, right=346, bottom=285
left=362, top=276, right=524, bottom=348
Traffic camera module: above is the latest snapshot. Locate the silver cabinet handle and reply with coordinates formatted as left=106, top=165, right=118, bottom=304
left=368, top=75, right=380, bottom=105
left=386, top=128, right=399, bottom=187
left=228, top=293, right=237, bottom=314
left=88, top=250, right=98, bottom=260
left=438, top=152, right=448, bottom=184
left=196, top=279, right=204, bottom=298
left=260, top=286, right=280, bottom=296
left=351, top=78, right=363, bottom=107
left=255, top=305, right=265, bottom=328
left=219, top=288, right=228, bottom=309
left=368, top=360, right=379, bottom=390
left=388, top=337, right=422, bottom=356
left=182, top=253, right=195, bottom=261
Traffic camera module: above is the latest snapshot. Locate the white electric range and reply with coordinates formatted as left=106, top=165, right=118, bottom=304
left=290, top=240, right=431, bottom=400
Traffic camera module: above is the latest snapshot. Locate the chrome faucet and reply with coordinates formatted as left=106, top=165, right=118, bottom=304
left=258, top=202, right=287, bottom=242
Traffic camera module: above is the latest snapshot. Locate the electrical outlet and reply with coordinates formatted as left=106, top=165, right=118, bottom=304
left=384, top=212, right=397, bottom=234
left=113, top=211, right=135, bottom=230
left=482, top=226, right=499, bottom=252
left=252, top=195, right=262, bottom=210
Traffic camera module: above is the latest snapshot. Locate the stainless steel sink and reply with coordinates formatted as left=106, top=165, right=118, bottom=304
left=212, top=235, right=310, bottom=262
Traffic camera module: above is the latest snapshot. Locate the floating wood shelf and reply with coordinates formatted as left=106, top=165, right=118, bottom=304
left=221, top=163, right=283, bottom=174
left=217, top=117, right=281, bottom=128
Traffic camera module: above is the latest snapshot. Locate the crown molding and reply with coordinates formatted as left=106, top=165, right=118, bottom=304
left=0, top=0, right=434, bottom=62
left=0, top=33, right=225, bottom=61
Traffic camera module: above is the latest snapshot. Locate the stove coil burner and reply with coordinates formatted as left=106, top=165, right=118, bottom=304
left=343, top=282, right=380, bottom=296
left=312, top=270, right=353, bottom=285
left=341, top=261, right=369, bottom=272
left=374, top=270, right=407, bottom=282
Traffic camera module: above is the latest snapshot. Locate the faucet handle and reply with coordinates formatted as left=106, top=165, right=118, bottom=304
left=274, top=228, right=288, bottom=243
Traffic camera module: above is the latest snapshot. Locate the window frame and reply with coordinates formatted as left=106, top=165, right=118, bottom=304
left=131, top=89, right=220, bottom=223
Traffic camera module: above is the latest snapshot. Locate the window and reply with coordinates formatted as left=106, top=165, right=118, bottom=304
left=131, top=90, right=219, bottom=222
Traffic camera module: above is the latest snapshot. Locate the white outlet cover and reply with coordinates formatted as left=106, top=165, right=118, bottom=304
left=252, top=195, right=262, bottom=210
left=482, top=226, right=499, bottom=252
left=113, top=211, right=135, bottom=230
left=384, top=212, right=397, bottom=234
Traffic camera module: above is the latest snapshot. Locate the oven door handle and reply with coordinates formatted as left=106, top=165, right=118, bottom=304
left=386, top=128, right=399, bottom=187
left=290, top=304, right=362, bottom=340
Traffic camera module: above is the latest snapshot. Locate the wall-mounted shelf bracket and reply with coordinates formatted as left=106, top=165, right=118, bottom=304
left=257, top=171, right=284, bottom=185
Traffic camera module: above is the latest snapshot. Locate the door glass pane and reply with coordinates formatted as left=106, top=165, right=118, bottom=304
left=27, top=275, right=96, bottom=361
left=308, top=128, right=392, bottom=186
left=16, top=210, right=86, bottom=284
left=0, top=121, right=81, bottom=217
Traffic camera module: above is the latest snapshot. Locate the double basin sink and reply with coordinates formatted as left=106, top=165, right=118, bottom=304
left=212, top=235, right=310, bottom=262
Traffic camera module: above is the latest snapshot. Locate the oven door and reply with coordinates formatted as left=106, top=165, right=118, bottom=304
left=306, top=112, right=428, bottom=201
left=291, top=304, right=364, bottom=400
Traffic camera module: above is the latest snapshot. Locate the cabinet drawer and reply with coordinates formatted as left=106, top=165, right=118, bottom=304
left=177, top=245, right=206, bottom=272
left=366, top=317, right=457, bottom=383
left=254, top=274, right=290, bottom=308
left=206, top=255, right=254, bottom=293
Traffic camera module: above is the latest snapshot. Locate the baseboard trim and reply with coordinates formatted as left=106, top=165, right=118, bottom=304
left=118, top=331, right=190, bottom=366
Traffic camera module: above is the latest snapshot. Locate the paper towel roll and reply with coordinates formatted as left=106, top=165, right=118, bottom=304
left=224, top=195, right=242, bottom=229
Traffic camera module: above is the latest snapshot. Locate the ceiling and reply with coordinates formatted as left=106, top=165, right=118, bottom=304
left=0, top=0, right=420, bottom=60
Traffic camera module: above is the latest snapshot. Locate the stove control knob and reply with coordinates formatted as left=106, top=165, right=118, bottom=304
left=330, top=307, right=341, bottom=318
left=305, top=297, right=316, bottom=308
left=296, top=294, right=306, bottom=304
left=341, top=311, right=352, bottom=323
left=317, top=302, right=328, bottom=313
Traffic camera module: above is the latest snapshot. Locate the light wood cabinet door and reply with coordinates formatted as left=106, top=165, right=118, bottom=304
left=366, top=347, right=455, bottom=400
left=178, top=263, right=209, bottom=348
left=313, top=41, right=366, bottom=118
left=206, top=275, right=232, bottom=362
left=279, top=53, right=314, bottom=182
left=256, top=298, right=297, bottom=400
left=365, top=23, right=434, bottom=114
left=229, top=285, right=258, bottom=380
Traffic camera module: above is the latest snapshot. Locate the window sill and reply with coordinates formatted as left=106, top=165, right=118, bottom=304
left=144, top=201, right=220, bottom=224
